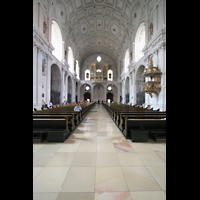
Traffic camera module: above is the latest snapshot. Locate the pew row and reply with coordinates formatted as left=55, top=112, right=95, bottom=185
left=119, top=114, right=166, bottom=131
left=123, top=119, right=166, bottom=142
left=33, top=116, right=70, bottom=142
left=33, top=102, right=96, bottom=142
left=102, top=102, right=166, bottom=142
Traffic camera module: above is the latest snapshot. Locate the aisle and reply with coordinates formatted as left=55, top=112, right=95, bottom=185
left=33, top=104, right=166, bottom=200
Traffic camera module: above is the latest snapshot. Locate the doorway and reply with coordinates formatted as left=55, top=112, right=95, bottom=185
left=84, top=92, right=91, bottom=101
left=107, top=92, right=113, bottom=102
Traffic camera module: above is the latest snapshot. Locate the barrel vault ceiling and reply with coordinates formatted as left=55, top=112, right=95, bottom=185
left=47, top=0, right=148, bottom=63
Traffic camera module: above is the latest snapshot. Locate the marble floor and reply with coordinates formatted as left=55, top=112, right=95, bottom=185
left=33, top=104, right=166, bottom=200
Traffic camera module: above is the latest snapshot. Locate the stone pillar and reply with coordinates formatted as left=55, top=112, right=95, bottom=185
left=66, top=75, right=68, bottom=102
left=46, top=55, right=51, bottom=104
left=71, top=78, right=75, bottom=103
left=159, top=43, right=166, bottom=111
left=37, top=48, right=43, bottom=107
left=33, top=44, right=37, bottom=108
left=122, top=79, right=125, bottom=104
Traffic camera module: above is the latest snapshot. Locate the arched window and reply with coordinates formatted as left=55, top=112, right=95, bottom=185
left=85, top=69, right=90, bottom=80
left=68, top=47, right=74, bottom=73
left=107, top=69, right=113, bottom=81
left=135, top=22, right=145, bottom=62
left=124, top=49, right=130, bottom=73
left=51, top=20, right=62, bottom=61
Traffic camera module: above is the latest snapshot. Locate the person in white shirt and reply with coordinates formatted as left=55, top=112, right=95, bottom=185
left=74, top=103, right=82, bottom=111
left=48, top=101, right=53, bottom=107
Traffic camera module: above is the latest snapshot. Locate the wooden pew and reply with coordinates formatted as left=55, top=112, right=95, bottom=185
left=118, top=113, right=166, bottom=130
left=33, top=114, right=75, bottom=132
left=102, top=102, right=166, bottom=142
left=33, top=102, right=96, bottom=142
left=33, top=116, right=70, bottom=142
left=123, top=118, right=166, bottom=142
left=33, top=105, right=80, bottom=125
left=116, top=110, right=166, bottom=124
left=33, top=102, right=95, bottom=125
left=102, top=102, right=161, bottom=122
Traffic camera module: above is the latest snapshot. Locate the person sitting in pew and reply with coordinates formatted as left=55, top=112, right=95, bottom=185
left=48, top=101, right=53, bottom=107
left=74, top=103, right=82, bottom=111
left=42, top=99, right=45, bottom=108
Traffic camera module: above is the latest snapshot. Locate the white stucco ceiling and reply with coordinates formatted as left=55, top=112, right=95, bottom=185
left=45, top=0, right=150, bottom=62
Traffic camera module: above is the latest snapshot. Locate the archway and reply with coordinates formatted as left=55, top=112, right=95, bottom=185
left=84, top=92, right=91, bottom=102
left=136, top=65, right=145, bottom=105
left=107, top=92, right=113, bottom=102
left=93, top=84, right=105, bottom=102
left=51, top=64, right=61, bottom=105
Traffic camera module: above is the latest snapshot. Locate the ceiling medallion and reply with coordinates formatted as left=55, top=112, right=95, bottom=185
left=111, top=24, right=118, bottom=35
left=80, top=23, right=88, bottom=35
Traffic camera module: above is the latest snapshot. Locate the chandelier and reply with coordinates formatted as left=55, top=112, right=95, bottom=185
left=142, top=57, right=162, bottom=98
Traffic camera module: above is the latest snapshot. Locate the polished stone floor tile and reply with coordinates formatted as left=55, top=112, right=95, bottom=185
left=46, top=152, right=75, bottom=167
left=56, top=192, right=94, bottom=200
left=147, top=165, right=166, bottom=190
left=33, top=167, right=43, bottom=180
left=33, top=193, right=58, bottom=200
left=147, top=143, right=166, bottom=152
left=60, top=167, right=95, bottom=192
left=97, top=136, right=113, bottom=144
left=77, top=142, right=96, bottom=152
left=137, top=152, right=166, bottom=166
left=97, top=143, right=115, bottom=152
left=96, top=152, right=120, bottom=167
left=71, top=152, right=96, bottom=167
left=33, top=144, right=45, bottom=152
left=57, top=143, right=80, bottom=152
left=37, top=144, right=63, bottom=153
left=117, top=153, right=145, bottom=167
left=130, top=191, right=166, bottom=200
left=156, top=151, right=166, bottom=161
left=114, top=143, right=135, bottom=153
left=122, top=167, right=162, bottom=191
left=111, top=136, right=129, bottom=143
left=95, top=192, right=132, bottom=200
left=130, top=143, right=154, bottom=152
left=95, top=167, right=129, bottom=192
left=33, top=152, right=55, bottom=167
left=33, top=167, right=69, bottom=193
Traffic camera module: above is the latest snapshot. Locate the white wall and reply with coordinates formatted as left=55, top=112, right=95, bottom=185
left=120, top=0, right=166, bottom=110
left=33, top=0, right=79, bottom=109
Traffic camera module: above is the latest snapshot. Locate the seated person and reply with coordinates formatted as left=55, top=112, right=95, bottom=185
left=74, top=103, right=82, bottom=111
